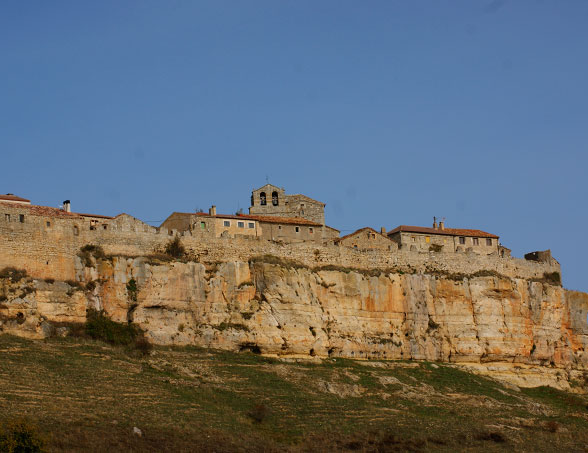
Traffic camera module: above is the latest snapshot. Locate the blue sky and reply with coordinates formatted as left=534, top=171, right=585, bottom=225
left=1, top=1, right=587, bottom=290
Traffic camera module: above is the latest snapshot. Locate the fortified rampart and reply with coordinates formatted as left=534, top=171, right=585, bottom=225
left=0, top=204, right=560, bottom=284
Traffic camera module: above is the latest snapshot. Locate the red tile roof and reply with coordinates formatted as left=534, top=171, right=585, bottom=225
left=388, top=225, right=499, bottom=239
left=0, top=194, right=30, bottom=203
left=78, top=213, right=114, bottom=219
left=194, top=212, right=323, bottom=226
left=0, top=201, right=81, bottom=218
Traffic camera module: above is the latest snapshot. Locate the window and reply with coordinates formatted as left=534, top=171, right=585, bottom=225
left=223, top=220, right=230, bottom=227
left=411, top=236, right=416, bottom=242
left=46, top=221, right=51, bottom=227
left=372, top=233, right=376, bottom=239
left=353, top=244, right=358, bottom=249
left=486, top=238, right=492, bottom=246
left=295, top=226, right=300, bottom=233
left=473, top=238, right=479, bottom=246
left=201, top=222, right=206, bottom=229
left=278, top=225, right=282, bottom=230
left=73, top=226, right=79, bottom=236
left=103, top=225, right=107, bottom=230
left=272, top=191, right=279, bottom=206
left=248, top=222, right=255, bottom=229
left=4, top=214, right=9, bottom=222
left=260, top=192, right=267, bottom=206
left=459, top=237, right=465, bottom=245
left=19, top=215, right=24, bottom=223
left=238, top=221, right=244, bottom=228
left=309, top=227, right=314, bottom=234
left=425, top=236, right=430, bottom=243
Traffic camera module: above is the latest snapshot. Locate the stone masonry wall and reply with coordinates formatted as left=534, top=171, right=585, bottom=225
left=0, top=205, right=561, bottom=284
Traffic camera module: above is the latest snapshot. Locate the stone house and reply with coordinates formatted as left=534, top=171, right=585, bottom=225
left=249, top=183, right=326, bottom=226
left=335, top=227, right=398, bottom=252
left=161, top=207, right=338, bottom=244
left=388, top=222, right=500, bottom=255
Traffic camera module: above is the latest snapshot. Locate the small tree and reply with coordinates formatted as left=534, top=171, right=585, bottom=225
left=164, top=237, right=185, bottom=258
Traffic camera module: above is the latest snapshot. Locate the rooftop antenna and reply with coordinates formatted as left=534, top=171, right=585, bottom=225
left=265, top=175, right=269, bottom=184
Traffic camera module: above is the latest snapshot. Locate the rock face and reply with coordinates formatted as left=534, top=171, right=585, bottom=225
left=2, top=256, right=588, bottom=379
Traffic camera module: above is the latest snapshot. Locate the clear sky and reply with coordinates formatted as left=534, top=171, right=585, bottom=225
left=1, top=1, right=587, bottom=290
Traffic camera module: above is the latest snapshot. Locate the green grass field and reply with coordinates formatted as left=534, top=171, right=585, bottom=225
left=0, top=334, right=587, bottom=452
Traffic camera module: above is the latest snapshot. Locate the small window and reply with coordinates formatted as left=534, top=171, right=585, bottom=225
left=260, top=192, right=267, bottom=206
left=459, top=237, right=466, bottom=245
left=4, top=214, right=9, bottom=222
left=473, top=238, right=479, bottom=246
left=248, top=222, right=255, bottom=229
left=353, top=244, right=358, bottom=249
left=103, top=224, right=107, bottom=230
left=372, top=233, right=376, bottom=239
left=73, top=226, right=79, bottom=236
left=238, top=221, right=244, bottom=228
left=272, top=191, right=279, bottom=206
left=295, top=226, right=300, bottom=233
left=223, top=220, right=230, bottom=227
left=46, top=221, right=51, bottom=227
left=411, top=236, right=416, bottom=242
left=19, top=215, right=25, bottom=223
left=200, top=222, right=206, bottom=230
left=425, top=236, right=430, bottom=243
left=309, top=227, right=314, bottom=234
left=486, top=238, right=492, bottom=246
left=278, top=225, right=282, bottom=230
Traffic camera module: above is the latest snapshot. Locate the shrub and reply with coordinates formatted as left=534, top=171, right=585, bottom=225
left=43, top=278, right=54, bottom=284
left=164, top=237, right=185, bottom=258
left=429, top=244, right=443, bottom=253
left=0, top=267, right=27, bottom=282
left=85, top=309, right=140, bottom=346
left=126, top=278, right=138, bottom=302
left=247, top=403, right=269, bottom=423
left=78, top=244, right=105, bottom=268
left=134, top=336, right=153, bottom=356
left=0, top=417, right=46, bottom=453
left=543, top=272, right=561, bottom=285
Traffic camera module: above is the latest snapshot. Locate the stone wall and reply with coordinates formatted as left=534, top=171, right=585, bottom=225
left=0, top=201, right=561, bottom=284
left=391, top=231, right=499, bottom=255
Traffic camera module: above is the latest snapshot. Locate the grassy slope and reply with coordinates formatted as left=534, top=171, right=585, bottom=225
left=0, top=335, right=587, bottom=452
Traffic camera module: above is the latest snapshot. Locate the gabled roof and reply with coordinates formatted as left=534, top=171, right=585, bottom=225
left=287, top=194, right=325, bottom=206
left=0, top=201, right=81, bottom=218
left=252, top=183, right=283, bottom=193
left=388, top=225, right=499, bottom=239
left=336, top=227, right=392, bottom=243
left=0, top=194, right=30, bottom=203
left=78, top=213, right=114, bottom=219
left=194, top=212, right=322, bottom=227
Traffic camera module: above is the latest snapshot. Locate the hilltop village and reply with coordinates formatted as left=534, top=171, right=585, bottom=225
left=0, top=183, right=559, bottom=283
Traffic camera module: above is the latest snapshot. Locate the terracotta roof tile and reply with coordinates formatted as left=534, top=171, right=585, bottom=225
left=194, top=212, right=323, bottom=226
left=0, top=201, right=81, bottom=218
left=0, top=194, right=30, bottom=203
left=388, top=225, right=499, bottom=239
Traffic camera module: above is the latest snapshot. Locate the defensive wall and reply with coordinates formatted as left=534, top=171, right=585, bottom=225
left=0, top=205, right=561, bottom=283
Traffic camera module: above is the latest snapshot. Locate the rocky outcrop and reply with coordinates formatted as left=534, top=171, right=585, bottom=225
left=1, top=256, right=588, bottom=387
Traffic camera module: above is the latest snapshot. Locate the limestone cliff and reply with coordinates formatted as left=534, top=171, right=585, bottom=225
left=1, top=256, right=587, bottom=388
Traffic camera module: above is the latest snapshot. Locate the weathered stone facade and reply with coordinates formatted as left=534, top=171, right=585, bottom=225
left=249, top=184, right=326, bottom=226
left=388, top=225, right=500, bottom=255
left=335, top=227, right=398, bottom=251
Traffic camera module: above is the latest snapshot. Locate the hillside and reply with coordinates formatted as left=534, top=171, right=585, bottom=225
left=1, top=335, right=588, bottom=452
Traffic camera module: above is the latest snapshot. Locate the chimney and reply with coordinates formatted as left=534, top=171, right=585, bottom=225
left=439, top=221, right=445, bottom=230
left=380, top=227, right=386, bottom=234
left=63, top=200, right=71, bottom=213
left=433, top=216, right=437, bottom=229
left=209, top=205, right=216, bottom=216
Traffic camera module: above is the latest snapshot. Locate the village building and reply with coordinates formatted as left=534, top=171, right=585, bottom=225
left=335, top=227, right=398, bottom=252
left=249, top=184, right=326, bottom=226
left=161, top=206, right=338, bottom=245
left=387, top=220, right=500, bottom=255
